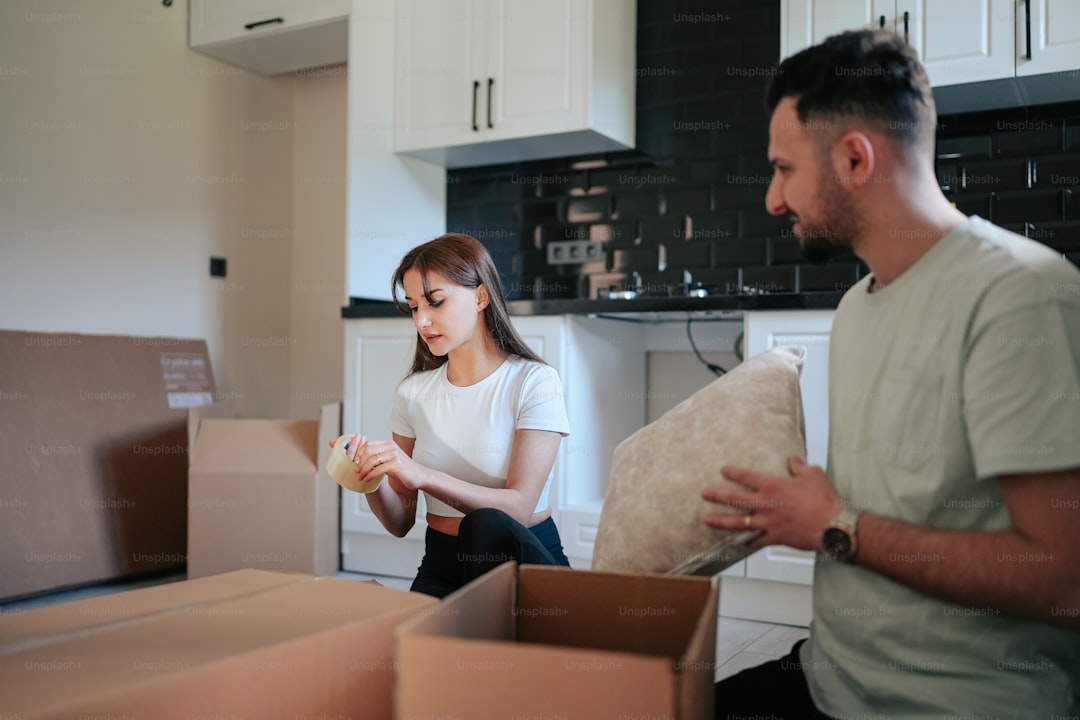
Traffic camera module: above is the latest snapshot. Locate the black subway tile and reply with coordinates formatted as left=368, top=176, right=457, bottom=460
left=953, top=193, right=991, bottom=219
left=664, top=186, right=713, bottom=215
left=611, top=189, right=662, bottom=220
left=670, top=131, right=714, bottom=157
left=959, top=158, right=1030, bottom=192
left=566, top=195, right=612, bottom=223
left=993, top=121, right=1062, bottom=157
left=590, top=222, right=636, bottom=245
left=993, top=190, right=1063, bottom=224
left=519, top=200, right=560, bottom=226
left=686, top=212, right=738, bottom=241
left=712, top=237, right=768, bottom=268
left=1067, top=121, right=1080, bottom=151
left=740, top=265, right=796, bottom=294
left=682, top=267, right=740, bottom=294
left=739, top=208, right=791, bottom=238
left=768, top=234, right=804, bottom=265
left=936, top=135, right=992, bottom=160
left=798, top=263, right=860, bottom=293
left=1067, top=189, right=1080, bottom=221
left=609, top=245, right=661, bottom=274
left=661, top=240, right=712, bottom=269
left=640, top=217, right=688, bottom=245
left=936, top=162, right=960, bottom=193
left=1034, top=154, right=1080, bottom=189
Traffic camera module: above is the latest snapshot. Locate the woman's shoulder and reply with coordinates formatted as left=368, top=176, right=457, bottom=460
left=396, top=365, right=445, bottom=394
left=505, top=356, right=562, bottom=386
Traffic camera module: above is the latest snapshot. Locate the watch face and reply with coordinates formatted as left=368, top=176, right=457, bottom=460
left=824, top=527, right=852, bottom=559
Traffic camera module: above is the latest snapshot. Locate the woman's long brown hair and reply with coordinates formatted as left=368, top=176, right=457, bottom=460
left=391, top=233, right=545, bottom=375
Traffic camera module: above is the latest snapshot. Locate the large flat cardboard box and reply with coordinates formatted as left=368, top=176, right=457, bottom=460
left=0, top=330, right=216, bottom=600
left=396, top=563, right=719, bottom=719
left=0, top=569, right=438, bottom=719
left=187, top=403, right=341, bottom=578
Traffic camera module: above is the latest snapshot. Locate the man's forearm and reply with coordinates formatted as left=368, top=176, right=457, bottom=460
left=855, top=513, right=1080, bottom=629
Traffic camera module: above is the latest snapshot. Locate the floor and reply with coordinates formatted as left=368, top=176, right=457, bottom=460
left=0, top=570, right=808, bottom=682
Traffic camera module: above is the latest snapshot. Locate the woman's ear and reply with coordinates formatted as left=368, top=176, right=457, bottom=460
left=476, top=284, right=490, bottom=311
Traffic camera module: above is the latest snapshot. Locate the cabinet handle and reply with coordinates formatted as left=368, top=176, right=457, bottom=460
left=903, top=11, right=909, bottom=43
left=486, top=78, right=494, bottom=129
left=243, top=17, right=284, bottom=30
left=472, top=80, right=480, bottom=132
left=1024, top=0, right=1032, bottom=60
left=879, top=15, right=886, bottom=28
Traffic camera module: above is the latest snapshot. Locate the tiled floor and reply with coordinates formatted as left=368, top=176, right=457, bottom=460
left=0, top=570, right=808, bottom=683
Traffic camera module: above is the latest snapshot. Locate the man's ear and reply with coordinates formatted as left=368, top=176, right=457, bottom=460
left=832, top=131, right=875, bottom=188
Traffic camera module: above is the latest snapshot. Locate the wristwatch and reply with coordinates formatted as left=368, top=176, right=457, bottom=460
left=822, top=507, right=862, bottom=563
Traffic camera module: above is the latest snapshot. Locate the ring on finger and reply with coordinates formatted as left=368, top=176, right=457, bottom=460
left=744, top=514, right=752, bottom=528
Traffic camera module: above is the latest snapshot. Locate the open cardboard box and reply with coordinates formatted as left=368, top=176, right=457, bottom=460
left=396, top=563, right=719, bottom=719
left=0, top=569, right=438, bottom=719
left=187, top=403, right=342, bottom=578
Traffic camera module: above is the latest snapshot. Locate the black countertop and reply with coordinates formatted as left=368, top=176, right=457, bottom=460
left=342, top=291, right=845, bottom=320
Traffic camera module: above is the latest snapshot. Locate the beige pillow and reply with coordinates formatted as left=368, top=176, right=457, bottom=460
left=591, top=345, right=807, bottom=576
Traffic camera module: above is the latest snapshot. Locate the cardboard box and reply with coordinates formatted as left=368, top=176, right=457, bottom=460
left=396, top=563, right=719, bottom=720
left=0, top=569, right=438, bottom=720
left=0, top=330, right=216, bottom=600
left=187, top=403, right=341, bottom=578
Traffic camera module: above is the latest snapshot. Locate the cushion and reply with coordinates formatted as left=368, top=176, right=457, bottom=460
left=591, top=344, right=807, bottom=575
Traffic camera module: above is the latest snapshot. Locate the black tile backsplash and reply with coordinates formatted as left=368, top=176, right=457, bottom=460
left=446, top=0, right=1080, bottom=300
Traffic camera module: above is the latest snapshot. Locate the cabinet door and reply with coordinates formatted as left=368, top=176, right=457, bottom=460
left=1018, top=0, right=1080, bottom=76
left=901, top=0, right=1015, bottom=86
left=484, top=0, right=589, bottom=141
left=191, top=0, right=347, bottom=46
left=742, top=310, right=834, bottom=586
left=781, top=0, right=893, bottom=60
left=340, top=320, right=428, bottom=578
left=394, top=0, right=487, bottom=152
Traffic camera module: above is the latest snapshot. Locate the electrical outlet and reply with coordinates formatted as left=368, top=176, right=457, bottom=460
left=209, top=257, right=227, bottom=278
left=546, top=240, right=604, bottom=265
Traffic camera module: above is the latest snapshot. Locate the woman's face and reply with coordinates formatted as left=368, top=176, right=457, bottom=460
left=402, top=268, right=487, bottom=357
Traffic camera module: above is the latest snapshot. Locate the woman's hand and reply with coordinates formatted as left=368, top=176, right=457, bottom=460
left=355, top=439, right=425, bottom=491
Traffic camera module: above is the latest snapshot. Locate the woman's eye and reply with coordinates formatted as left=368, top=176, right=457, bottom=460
left=408, top=306, right=418, bottom=314
left=430, top=300, right=444, bottom=308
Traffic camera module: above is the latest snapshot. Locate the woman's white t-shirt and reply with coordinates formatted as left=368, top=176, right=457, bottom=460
left=390, top=355, right=570, bottom=518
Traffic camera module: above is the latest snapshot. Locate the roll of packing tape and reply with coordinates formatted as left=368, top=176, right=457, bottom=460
left=326, top=435, right=387, bottom=494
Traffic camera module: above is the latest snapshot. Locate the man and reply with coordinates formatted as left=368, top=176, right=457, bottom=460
left=704, top=29, right=1080, bottom=719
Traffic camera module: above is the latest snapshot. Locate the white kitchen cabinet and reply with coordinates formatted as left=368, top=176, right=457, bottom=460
left=393, top=0, right=635, bottom=168
left=189, top=0, right=349, bottom=75
left=1017, top=0, right=1080, bottom=77
left=781, top=0, right=1015, bottom=87
left=714, top=310, right=833, bottom=627
left=340, top=315, right=646, bottom=577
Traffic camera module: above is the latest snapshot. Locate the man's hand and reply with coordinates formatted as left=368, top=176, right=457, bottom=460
left=701, top=456, right=845, bottom=552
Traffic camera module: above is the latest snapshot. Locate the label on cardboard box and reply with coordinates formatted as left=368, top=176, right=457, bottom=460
left=160, top=352, right=215, bottom=408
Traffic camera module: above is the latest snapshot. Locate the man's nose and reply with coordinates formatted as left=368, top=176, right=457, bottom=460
left=765, top=174, right=786, bottom=216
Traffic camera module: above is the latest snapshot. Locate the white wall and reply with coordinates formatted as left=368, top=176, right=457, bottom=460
left=0, top=0, right=349, bottom=420
left=290, top=65, right=348, bottom=419
left=346, top=0, right=446, bottom=301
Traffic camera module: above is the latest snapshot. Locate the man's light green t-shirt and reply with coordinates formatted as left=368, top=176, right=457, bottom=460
left=803, top=216, right=1080, bottom=718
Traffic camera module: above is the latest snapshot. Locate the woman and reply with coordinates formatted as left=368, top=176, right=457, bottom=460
left=339, top=233, right=571, bottom=597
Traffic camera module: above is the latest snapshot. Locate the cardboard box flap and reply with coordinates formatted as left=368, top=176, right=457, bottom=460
left=186, top=400, right=236, bottom=466
left=397, top=561, right=517, bottom=642
left=190, top=418, right=317, bottom=473
left=517, top=565, right=711, bottom=657
left=2, top=572, right=438, bottom=720
left=0, top=570, right=310, bottom=651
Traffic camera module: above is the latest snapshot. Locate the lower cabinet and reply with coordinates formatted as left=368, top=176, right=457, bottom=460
left=717, top=310, right=834, bottom=626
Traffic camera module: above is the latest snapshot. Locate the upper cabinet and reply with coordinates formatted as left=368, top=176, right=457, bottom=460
left=189, top=0, right=349, bottom=75
left=780, top=0, right=1080, bottom=110
left=394, top=0, right=636, bottom=168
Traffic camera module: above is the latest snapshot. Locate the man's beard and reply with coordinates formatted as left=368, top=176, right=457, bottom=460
left=797, top=172, right=860, bottom=263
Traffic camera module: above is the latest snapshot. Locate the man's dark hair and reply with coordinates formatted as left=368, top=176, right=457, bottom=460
left=766, top=29, right=936, bottom=156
